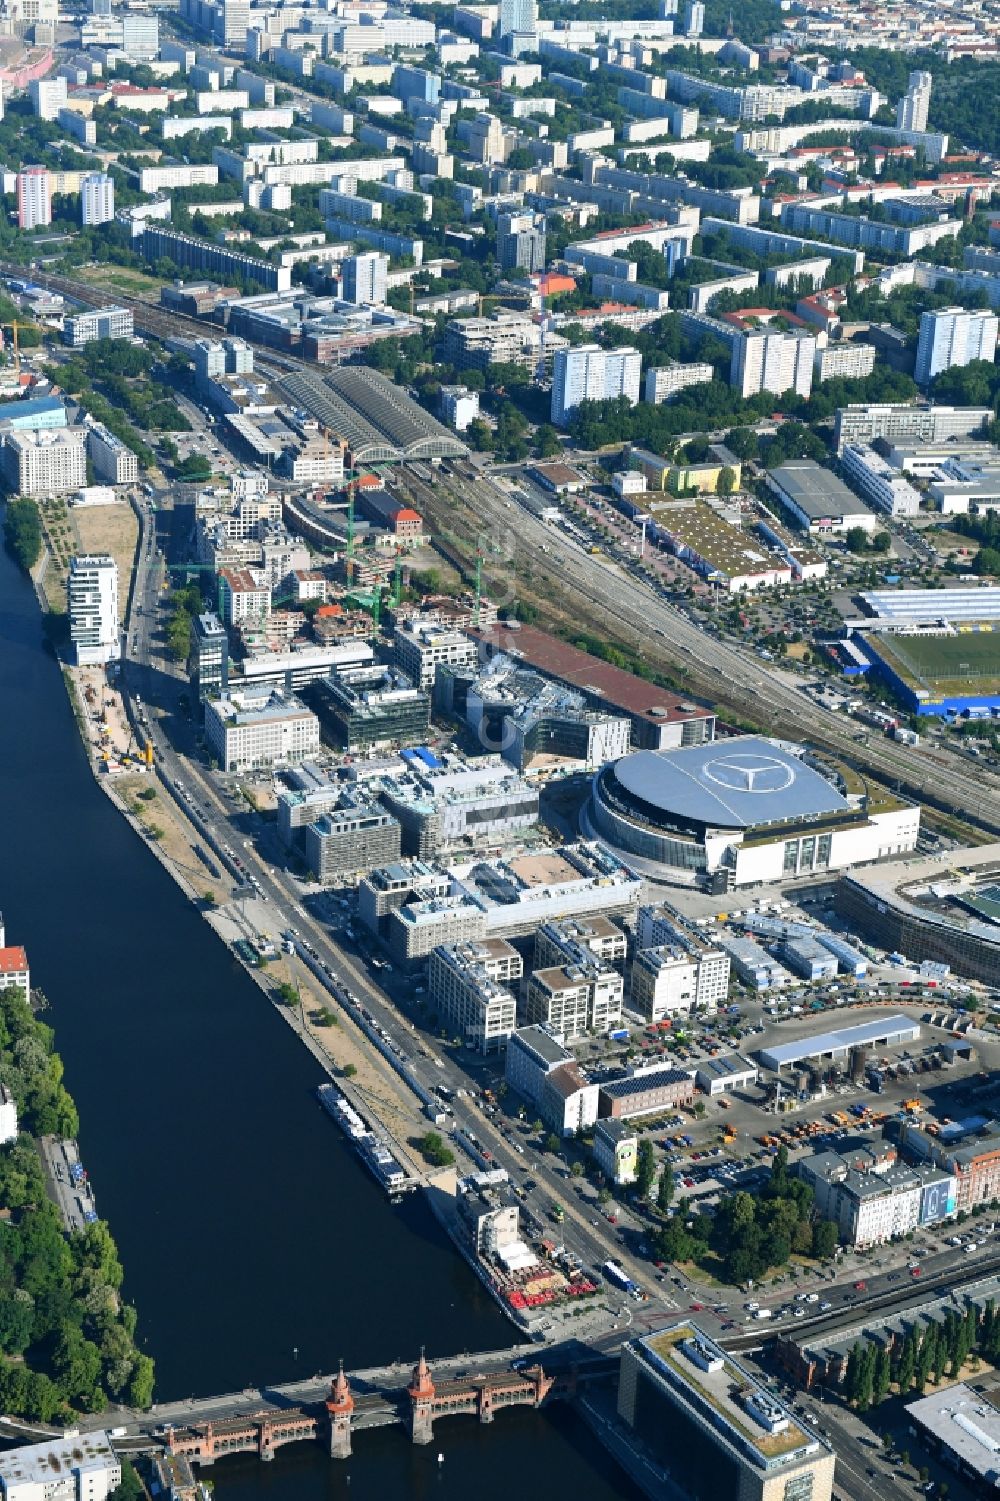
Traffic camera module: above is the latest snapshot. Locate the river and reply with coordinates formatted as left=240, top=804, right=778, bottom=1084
left=0, top=533, right=638, bottom=1499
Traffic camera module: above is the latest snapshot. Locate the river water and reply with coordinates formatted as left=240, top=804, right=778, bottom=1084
left=0, top=535, right=637, bottom=1499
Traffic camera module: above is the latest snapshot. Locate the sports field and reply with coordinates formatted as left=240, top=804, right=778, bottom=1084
left=870, top=629, right=1000, bottom=696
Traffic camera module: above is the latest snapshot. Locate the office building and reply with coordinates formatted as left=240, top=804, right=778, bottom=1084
left=534, top=916, right=628, bottom=971
left=439, top=386, right=479, bottom=432
left=395, top=622, right=478, bottom=691
left=834, top=402, right=992, bottom=453
left=592, top=1118, right=638, bottom=1185
left=378, top=758, right=538, bottom=859
left=464, top=656, right=631, bottom=774
left=598, top=1065, right=695, bottom=1121
left=897, top=70, right=932, bottom=133
left=341, top=252, right=388, bottom=307
left=86, top=422, right=138, bottom=485
left=4, top=430, right=86, bottom=497
left=68, top=553, right=119, bottom=666
left=80, top=172, right=114, bottom=226
left=305, top=801, right=401, bottom=884
left=841, top=443, right=922, bottom=517
left=308, top=666, right=431, bottom=753
left=914, top=307, right=999, bottom=386
left=496, top=211, right=546, bottom=273
left=0, top=1430, right=121, bottom=1501
left=630, top=943, right=729, bottom=1021
left=16, top=167, right=50, bottom=230
left=731, top=327, right=815, bottom=399
left=63, top=307, right=133, bottom=347
left=540, top=1061, right=600, bottom=1136
left=191, top=611, right=229, bottom=702
left=524, top=956, right=624, bottom=1042
left=504, top=1024, right=572, bottom=1105
left=204, top=687, right=320, bottom=773
left=618, top=1327, right=836, bottom=1501
left=428, top=939, right=522, bottom=1053
left=551, top=344, right=642, bottom=425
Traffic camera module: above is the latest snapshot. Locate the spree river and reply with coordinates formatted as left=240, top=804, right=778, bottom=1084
left=0, top=535, right=637, bottom=1499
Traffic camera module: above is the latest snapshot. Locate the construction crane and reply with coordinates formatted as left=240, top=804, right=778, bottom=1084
left=0, top=322, right=27, bottom=376
left=392, top=551, right=404, bottom=608
left=473, top=548, right=484, bottom=629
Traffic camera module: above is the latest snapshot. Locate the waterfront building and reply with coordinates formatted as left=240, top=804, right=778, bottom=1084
left=427, top=939, right=522, bottom=1053
left=3, top=430, right=86, bottom=497
left=68, top=553, right=119, bottom=666
left=0, top=1430, right=121, bottom=1500
left=204, top=687, right=320, bottom=772
left=0, top=947, right=29, bottom=1001
left=617, top=1326, right=836, bottom=1501
left=63, top=307, right=134, bottom=347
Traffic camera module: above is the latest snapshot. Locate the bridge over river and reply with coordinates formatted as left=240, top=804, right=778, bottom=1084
left=118, top=1343, right=620, bottom=1464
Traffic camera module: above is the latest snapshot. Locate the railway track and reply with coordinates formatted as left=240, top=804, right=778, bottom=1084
left=402, top=464, right=1000, bottom=836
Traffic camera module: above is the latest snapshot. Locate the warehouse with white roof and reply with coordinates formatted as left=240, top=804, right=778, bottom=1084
left=757, top=1014, right=920, bottom=1072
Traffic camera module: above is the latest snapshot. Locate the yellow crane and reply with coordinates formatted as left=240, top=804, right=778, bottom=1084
left=0, top=322, right=27, bottom=376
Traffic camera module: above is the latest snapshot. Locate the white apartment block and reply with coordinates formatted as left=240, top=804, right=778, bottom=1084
left=525, top=960, right=624, bottom=1042
left=68, top=553, right=119, bottom=666
left=630, top=944, right=730, bottom=1022
left=814, top=341, right=876, bottom=383
left=87, top=422, right=139, bottom=485
left=80, top=172, right=115, bottom=226
left=645, top=361, right=714, bottom=404
left=29, top=75, right=67, bottom=119
left=914, top=307, right=999, bottom=386
left=896, top=70, right=932, bottom=133
left=731, top=328, right=816, bottom=399
left=0, top=1430, right=120, bottom=1501
left=139, top=163, right=219, bottom=194
left=551, top=344, right=642, bottom=426
left=841, top=443, right=922, bottom=517
left=16, top=168, right=50, bottom=230
left=428, top=939, right=522, bottom=1054
left=63, top=307, right=134, bottom=346
left=394, top=623, right=478, bottom=689
left=204, top=688, right=319, bottom=773
left=219, top=567, right=271, bottom=626
left=3, top=430, right=86, bottom=497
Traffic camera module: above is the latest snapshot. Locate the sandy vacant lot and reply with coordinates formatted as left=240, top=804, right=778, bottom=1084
left=74, top=503, right=138, bottom=621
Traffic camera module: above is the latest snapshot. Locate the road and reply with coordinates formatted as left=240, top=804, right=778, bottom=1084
left=400, top=461, right=1000, bottom=834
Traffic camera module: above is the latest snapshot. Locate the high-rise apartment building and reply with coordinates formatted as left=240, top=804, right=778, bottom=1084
left=16, top=167, right=50, bottom=230
left=341, top=252, right=388, bottom=307
left=496, top=211, right=546, bottom=273
left=69, top=554, right=120, bottom=666
left=914, top=307, right=999, bottom=386
left=684, top=0, right=704, bottom=35
left=81, top=173, right=115, bottom=226
left=551, top=344, right=642, bottom=425
left=896, top=69, right=932, bottom=132
left=731, top=327, right=815, bottom=399
left=29, top=76, right=66, bottom=120
left=498, top=0, right=537, bottom=40
left=3, top=430, right=86, bottom=496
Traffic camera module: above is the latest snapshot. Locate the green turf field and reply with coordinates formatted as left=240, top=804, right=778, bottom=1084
left=869, top=628, right=1000, bottom=696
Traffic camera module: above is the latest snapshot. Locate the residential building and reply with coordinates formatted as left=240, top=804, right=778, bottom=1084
left=394, top=622, right=478, bottom=691
left=16, top=167, right=50, bottom=230
left=496, top=211, right=546, bottom=273
left=63, top=307, right=133, bottom=347
left=814, top=341, right=876, bottom=383
left=684, top=0, right=704, bottom=35
left=592, top=1118, right=638, bottom=1185
left=440, top=386, right=479, bottom=432
left=795, top=1149, right=923, bottom=1248
left=834, top=402, right=991, bottom=453
left=540, top=1062, right=600, bottom=1136
left=29, top=76, right=66, bottom=119
left=731, top=327, right=816, bottom=399
left=841, top=442, right=922, bottom=517
left=191, top=611, right=229, bottom=702
left=504, top=1024, right=572, bottom=1104
left=4, top=430, right=86, bottom=497
left=914, top=307, right=999, bottom=386
left=140, top=226, right=292, bottom=293
left=387, top=893, right=488, bottom=962
left=897, top=70, right=932, bottom=133
left=204, top=687, right=320, bottom=772
left=645, top=361, right=713, bottom=404
left=598, top=1065, right=696, bottom=1121
left=617, top=1328, right=836, bottom=1501
left=630, top=944, right=729, bottom=1021
left=524, top=957, right=624, bottom=1042
left=0, top=1083, right=17, bottom=1145
left=86, top=422, right=138, bottom=485
left=68, top=553, right=119, bottom=666
left=499, top=0, right=537, bottom=41
left=551, top=344, right=642, bottom=425
left=428, top=939, right=522, bottom=1053
left=304, top=802, right=401, bottom=884
left=341, top=252, right=388, bottom=307
left=534, top=916, right=627, bottom=971
left=0, top=1430, right=121, bottom=1501
left=80, top=172, right=114, bottom=226
left=219, top=567, right=270, bottom=627
left=0, top=948, right=29, bottom=1002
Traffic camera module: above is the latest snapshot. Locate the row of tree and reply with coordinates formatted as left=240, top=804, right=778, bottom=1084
left=3, top=499, right=42, bottom=572
left=844, top=1304, right=981, bottom=1411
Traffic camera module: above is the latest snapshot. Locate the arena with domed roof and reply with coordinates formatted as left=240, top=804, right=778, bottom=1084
left=587, top=736, right=921, bottom=887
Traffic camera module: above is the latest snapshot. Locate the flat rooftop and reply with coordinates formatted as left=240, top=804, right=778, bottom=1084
left=636, top=1324, right=827, bottom=1471
left=758, top=1012, right=920, bottom=1070
left=859, top=585, right=1000, bottom=623
left=908, top=1382, right=1000, bottom=1480
left=508, top=851, right=579, bottom=887
left=769, top=459, right=875, bottom=519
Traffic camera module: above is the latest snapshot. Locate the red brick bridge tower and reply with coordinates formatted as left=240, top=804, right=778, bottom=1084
left=408, top=1348, right=436, bottom=1446
left=326, top=1362, right=354, bottom=1459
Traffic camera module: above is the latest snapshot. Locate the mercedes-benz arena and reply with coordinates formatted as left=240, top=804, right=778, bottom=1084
left=588, top=736, right=920, bottom=886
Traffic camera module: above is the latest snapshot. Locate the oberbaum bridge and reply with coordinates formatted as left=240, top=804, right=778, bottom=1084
left=140, top=1343, right=618, bottom=1467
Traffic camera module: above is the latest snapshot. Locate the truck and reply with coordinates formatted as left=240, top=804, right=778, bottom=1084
left=603, top=1260, right=639, bottom=1294
left=609, top=1028, right=630, bottom=1042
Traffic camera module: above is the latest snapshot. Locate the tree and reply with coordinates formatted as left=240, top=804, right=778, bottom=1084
left=717, top=465, right=737, bottom=496
left=342, top=1063, right=357, bottom=1078
left=845, top=526, right=870, bottom=554
left=417, top=1132, right=455, bottom=1167
left=874, top=1344, right=891, bottom=1405
left=544, top=1133, right=562, bottom=1154
left=656, top=1162, right=675, bottom=1215
left=636, top=1140, right=656, bottom=1200
left=3, top=499, right=42, bottom=572
left=974, top=546, right=1000, bottom=577
left=109, top=1459, right=145, bottom=1500
left=811, top=1219, right=838, bottom=1259
left=534, top=424, right=562, bottom=459
left=126, top=1353, right=155, bottom=1409
left=570, top=1161, right=584, bottom=1178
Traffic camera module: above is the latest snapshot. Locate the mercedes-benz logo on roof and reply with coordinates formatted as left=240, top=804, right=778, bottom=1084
left=701, top=753, right=796, bottom=794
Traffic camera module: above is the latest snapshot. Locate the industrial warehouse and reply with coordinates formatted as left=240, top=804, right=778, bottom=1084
left=587, top=736, right=920, bottom=888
